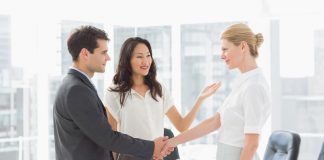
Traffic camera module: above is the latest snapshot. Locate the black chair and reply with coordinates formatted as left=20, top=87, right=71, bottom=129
left=264, top=130, right=301, bottom=160
left=318, top=142, right=324, bottom=160
left=164, top=128, right=180, bottom=160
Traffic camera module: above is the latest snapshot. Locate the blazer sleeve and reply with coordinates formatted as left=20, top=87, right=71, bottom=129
left=65, top=85, right=154, bottom=159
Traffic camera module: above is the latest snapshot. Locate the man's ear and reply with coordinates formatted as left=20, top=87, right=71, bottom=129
left=79, top=48, right=89, bottom=60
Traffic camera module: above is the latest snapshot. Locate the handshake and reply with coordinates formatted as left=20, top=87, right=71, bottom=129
left=152, top=136, right=177, bottom=160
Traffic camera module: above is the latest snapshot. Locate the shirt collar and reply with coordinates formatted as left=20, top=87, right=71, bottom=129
left=70, top=66, right=96, bottom=88
left=130, top=88, right=150, bottom=97
left=130, top=88, right=137, bottom=95
left=231, top=67, right=262, bottom=89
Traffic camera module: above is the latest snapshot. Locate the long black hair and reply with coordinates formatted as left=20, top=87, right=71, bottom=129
left=109, top=37, right=162, bottom=106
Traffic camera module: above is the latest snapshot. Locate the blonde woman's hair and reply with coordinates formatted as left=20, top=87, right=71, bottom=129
left=221, top=23, right=263, bottom=58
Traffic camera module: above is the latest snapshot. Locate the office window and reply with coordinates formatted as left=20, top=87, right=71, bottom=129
left=0, top=15, right=35, bottom=160
left=276, top=21, right=324, bottom=160
left=0, top=16, right=11, bottom=72
left=0, top=15, right=16, bottom=160
left=181, top=22, right=238, bottom=141
left=179, top=22, right=239, bottom=159
left=113, top=27, right=135, bottom=69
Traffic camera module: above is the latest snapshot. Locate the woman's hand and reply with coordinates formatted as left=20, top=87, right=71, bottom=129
left=199, top=82, right=221, bottom=100
left=160, top=138, right=177, bottom=157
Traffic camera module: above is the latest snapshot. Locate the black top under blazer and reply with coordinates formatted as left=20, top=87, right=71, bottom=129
left=53, top=69, right=154, bottom=160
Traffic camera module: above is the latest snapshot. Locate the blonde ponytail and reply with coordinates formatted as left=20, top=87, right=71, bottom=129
left=221, top=23, right=263, bottom=58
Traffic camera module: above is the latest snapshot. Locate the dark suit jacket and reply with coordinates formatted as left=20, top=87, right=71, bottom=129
left=53, top=69, right=154, bottom=160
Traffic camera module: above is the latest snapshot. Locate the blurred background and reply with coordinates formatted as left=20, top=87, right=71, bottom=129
left=0, top=0, right=324, bottom=159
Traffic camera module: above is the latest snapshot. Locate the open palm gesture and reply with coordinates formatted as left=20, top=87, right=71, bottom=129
left=199, top=82, right=221, bottom=100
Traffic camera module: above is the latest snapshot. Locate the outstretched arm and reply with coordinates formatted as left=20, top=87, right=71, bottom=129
left=162, top=112, right=221, bottom=154
left=166, top=82, right=221, bottom=132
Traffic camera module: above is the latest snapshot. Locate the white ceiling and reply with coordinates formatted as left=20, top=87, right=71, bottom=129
left=0, top=0, right=324, bottom=26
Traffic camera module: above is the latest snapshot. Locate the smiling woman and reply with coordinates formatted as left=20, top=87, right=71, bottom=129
left=131, top=43, right=152, bottom=80
left=161, top=23, right=270, bottom=160
left=104, top=37, right=220, bottom=160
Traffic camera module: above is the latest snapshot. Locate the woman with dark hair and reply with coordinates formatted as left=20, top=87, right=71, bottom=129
left=104, top=37, right=220, bottom=160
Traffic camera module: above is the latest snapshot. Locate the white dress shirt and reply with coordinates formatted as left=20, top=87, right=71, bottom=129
left=104, top=84, right=174, bottom=140
left=217, top=68, right=271, bottom=147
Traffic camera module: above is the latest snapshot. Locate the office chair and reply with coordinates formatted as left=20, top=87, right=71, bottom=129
left=318, top=142, right=324, bottom=160
left=264, top=130, right=301, bottom=160
left=164, top=128, right=180, bottom=160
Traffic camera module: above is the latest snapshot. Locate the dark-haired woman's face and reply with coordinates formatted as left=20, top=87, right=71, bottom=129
left=130, top=43, right=152, bottom=77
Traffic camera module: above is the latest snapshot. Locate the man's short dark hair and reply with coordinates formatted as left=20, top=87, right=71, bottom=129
left=67, top=25, right=109, bottom=61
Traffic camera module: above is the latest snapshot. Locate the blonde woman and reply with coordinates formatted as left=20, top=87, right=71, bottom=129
left=162, top=23, right=271, bottom=160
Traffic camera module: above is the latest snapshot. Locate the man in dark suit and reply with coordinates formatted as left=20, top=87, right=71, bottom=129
left=53, top=26, right=169, bottom=160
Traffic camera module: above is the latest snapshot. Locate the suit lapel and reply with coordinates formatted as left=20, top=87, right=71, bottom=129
left=68, top=69, right=96, bottom=92
left=68, top=69, right=107, bottom=117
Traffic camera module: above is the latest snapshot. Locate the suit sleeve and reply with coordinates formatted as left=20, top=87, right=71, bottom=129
left=65, top=85, right=154, bottom=159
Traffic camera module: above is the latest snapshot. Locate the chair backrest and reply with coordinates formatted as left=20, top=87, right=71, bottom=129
left=318, top=142, right=324, bottom=160
left=264, top=130, right=301, bottom=160
left=164, top=128, right=180, bottom=160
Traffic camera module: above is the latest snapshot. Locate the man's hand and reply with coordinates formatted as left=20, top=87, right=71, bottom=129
left=160, top=138, right=177, bottom=158
left=153, top=136, right=169, bottom=160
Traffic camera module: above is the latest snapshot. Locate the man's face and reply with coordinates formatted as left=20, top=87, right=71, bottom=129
left=86, top=39, right=110, bottom=73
